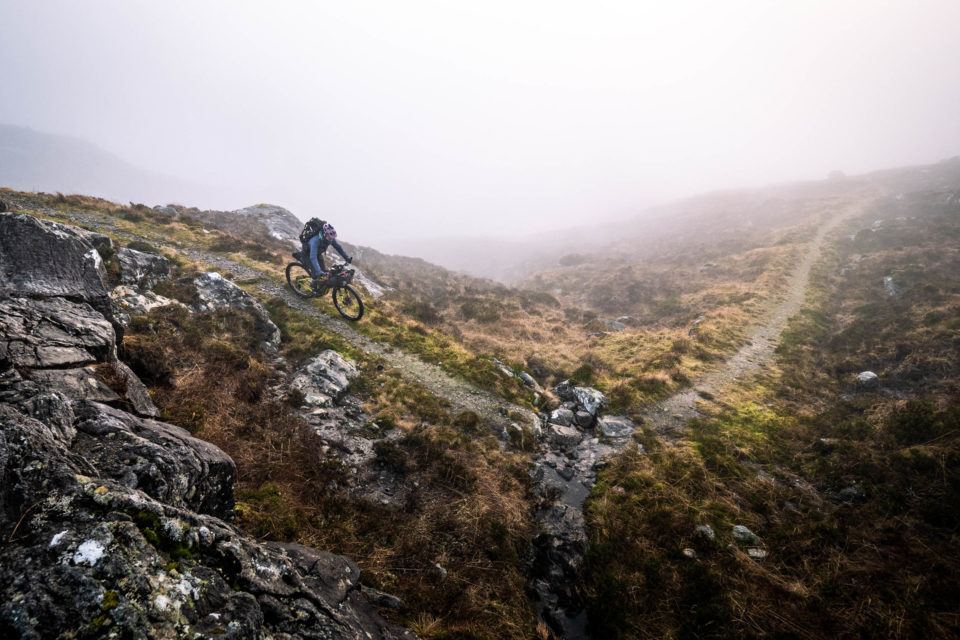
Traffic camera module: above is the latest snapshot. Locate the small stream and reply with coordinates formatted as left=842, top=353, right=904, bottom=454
left=528, top=384, right=639, bottom=639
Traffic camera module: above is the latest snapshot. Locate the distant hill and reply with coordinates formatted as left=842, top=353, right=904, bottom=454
left=0, top=124, right=229, bottom=207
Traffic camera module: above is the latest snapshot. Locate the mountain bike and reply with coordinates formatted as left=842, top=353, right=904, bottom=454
left=285, top=253, right=364, bottom=321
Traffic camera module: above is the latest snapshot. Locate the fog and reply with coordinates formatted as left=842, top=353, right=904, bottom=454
left=2, top=1, right=959, bottom=251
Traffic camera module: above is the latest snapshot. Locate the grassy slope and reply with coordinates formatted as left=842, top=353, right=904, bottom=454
left=583, top=174, right=960, bottom=639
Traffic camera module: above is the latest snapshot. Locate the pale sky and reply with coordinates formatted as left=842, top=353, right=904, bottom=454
left=2, top=1, right=959, bottom=248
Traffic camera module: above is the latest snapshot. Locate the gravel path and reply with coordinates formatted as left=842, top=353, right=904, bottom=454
left=640, top=197, right=876, bottom=436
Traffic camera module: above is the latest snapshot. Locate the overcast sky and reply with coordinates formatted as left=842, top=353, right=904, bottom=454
left=2, top=1, right=959, bottom=248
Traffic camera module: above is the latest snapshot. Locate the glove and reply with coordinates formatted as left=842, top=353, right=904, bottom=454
left=346, top=256, right=353, bottom=264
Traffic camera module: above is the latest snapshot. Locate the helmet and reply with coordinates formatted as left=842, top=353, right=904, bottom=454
left=322, top=223, right=337, bottom=240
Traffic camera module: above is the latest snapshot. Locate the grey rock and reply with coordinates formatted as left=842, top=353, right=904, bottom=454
left=0, top=212, right=109, bottom=306
left=573, top=386, right=607, bottom=416
left=552, top=380, right=576, bottom=402
left=732, top=525, right=759, bottom=544
left=746, top=547, right=768, bottom=560
left=361, top=585, right=405, bottom=610
left=193, top=271, right=281, bottom=349
left=549, top=408, right=575, bottom=427
left=493, top=358, right=515, bottom=378
left=839, top=486, right=863, bottom=501
left=518, top=371, right=543, bottom=392
left=0, top=394, right=409, bottom=640
left=573, top=410, right=593, bottom=428
left=857, top=371, right=879, bottom=390
left=882, top=275, right=901, bottom=297
left=116, top=247, right=171, bottom=289
left=694, top=524, right=716, bottom=542
left=0, top=296, right=116, bottom=368
left=290, top=350, right=358, bottom=406
left=110, top=284, right=181, bottom=320
left=548, top=423, right=583, bottom=448
left=598, top=415, right=635, bottom=438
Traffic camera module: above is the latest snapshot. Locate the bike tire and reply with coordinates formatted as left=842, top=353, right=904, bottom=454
left=332, top=285, right=364, bottom=321
left=286, top=262, right=316, bottom=298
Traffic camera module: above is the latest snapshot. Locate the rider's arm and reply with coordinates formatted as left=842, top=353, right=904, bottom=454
left=307, top=235, right=325, bottom=275
left=330, top=238, right=350, bottom=261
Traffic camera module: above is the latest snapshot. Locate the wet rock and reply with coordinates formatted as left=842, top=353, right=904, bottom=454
left=193, top=271, right=281, bottom=349
left=732, top=525, right=759, bottom=544
left=548, top=423, right=583, bottom=448
left=857, top=371, right=879, bottom=390
left=115, top=247, right=171, bottom=290
left=549, top=407, right=575, bottom=427
left=573, top=386, right=607, bottom=416
left=598, top=415, right=635, bottom=438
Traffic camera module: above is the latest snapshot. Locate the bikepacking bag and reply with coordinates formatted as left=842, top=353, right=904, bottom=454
left=299, top=218, right=327, bottom=243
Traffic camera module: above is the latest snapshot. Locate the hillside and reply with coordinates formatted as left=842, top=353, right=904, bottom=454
left=1, top=157, right=958, bottom=639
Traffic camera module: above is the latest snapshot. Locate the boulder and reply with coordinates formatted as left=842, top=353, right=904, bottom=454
left=549, top=408, right=575, bottom=427
left=598, top=415, right=635, bottom=438
left=732, top=525, right=759, bottom=544
left=290, top=350, right=358, bottom=407
left=573, top=386, right=607, bottom=416
left=193, top=272, right=281, bottom=349
left=0, top=296, right=116, bottom=368
left=857, top=371, right=879, bottom=390
left=115, top=247, right=171, bottom=289
left=109, top=285, right=181, bottom=323
left=0, top=212, right=110, bottom=311
left=573, top=410, right=593, bottom=428
left=548, top=423, right=583, bottom=448
left=694, top=524, right=716, bottom=542
left=552, top=380, right=576, bottom=402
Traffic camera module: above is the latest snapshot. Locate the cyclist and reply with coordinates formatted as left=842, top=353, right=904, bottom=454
left=300, top=219, right=352, bottom=283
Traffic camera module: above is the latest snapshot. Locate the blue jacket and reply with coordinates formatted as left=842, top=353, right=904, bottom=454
left=307, top=234, right=349, bottom=275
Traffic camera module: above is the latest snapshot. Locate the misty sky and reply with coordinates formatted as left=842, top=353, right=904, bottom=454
left=2, top=1, right=960, bottom=248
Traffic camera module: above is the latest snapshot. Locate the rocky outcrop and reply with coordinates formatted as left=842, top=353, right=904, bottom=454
left=193, top=272, right=281, bottom=349
left=0, top=212, right=412, bottom=639
left=0, top=212, right=115, bottom=326
left=115, top=246, right=171, bottom=290
left=287, top=351, right=409, bottom=508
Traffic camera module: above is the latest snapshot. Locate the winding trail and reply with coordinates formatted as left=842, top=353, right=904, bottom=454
left=640, top=197, right=874, bottom=435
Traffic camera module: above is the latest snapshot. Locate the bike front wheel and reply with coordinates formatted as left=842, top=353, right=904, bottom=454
left=286, top=262, right=315, bottom=298
left=332, top=285, right=364, bottom=320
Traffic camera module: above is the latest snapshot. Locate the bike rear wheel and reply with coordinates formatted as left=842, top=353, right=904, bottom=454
left=286, top=262, right=315, bottom=298
left=332, top=285, right=364, bottom=320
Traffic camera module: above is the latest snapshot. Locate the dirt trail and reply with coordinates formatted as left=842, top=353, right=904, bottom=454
left=640, top=198, right=872, bottom=436
left=178, top=248, right=542, bottom=433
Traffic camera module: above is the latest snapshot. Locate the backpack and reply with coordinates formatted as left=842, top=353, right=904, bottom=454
left=299, top=218, right=327, bottom=244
